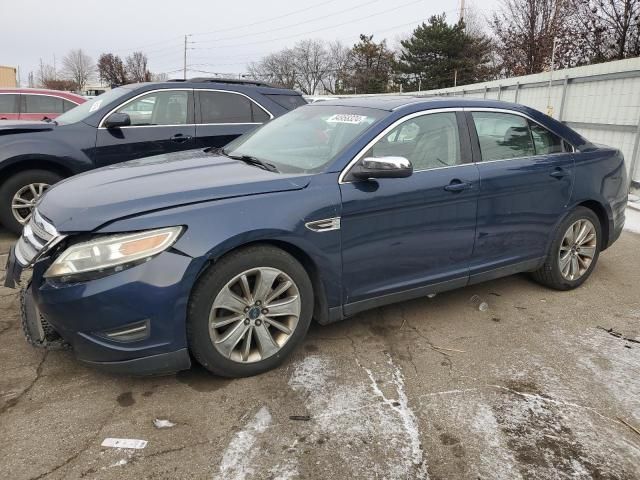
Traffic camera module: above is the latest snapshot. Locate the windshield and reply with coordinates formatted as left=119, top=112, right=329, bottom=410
left=223, top=105, right=386, bottom=174
left=55, top=87, right=131, bottom=125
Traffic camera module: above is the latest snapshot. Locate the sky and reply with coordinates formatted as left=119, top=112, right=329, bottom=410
left=0, top=0, right=499, bottom=85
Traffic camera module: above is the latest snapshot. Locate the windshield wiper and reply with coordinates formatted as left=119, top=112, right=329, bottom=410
left=222, top=150, right=279, bottom=173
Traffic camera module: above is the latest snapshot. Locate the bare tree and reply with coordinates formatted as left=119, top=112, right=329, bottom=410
left=37, top=58, right=57, bottom=88
left=126, top=52, right=151, bottom=83
left=248, top=49, right=298, bottom=88
left=292, top=39, right=332, bottom=94
left=98, top=53, right=128, bottom=86
left=491, top=0, right=579, bottom=76
left=571, top=0, right=640, bottom=62
left=62, top=49, right=95, bottom=91
left=151, top=72, right=169, bottom=82
left=322, top=41, right=351, bottom=94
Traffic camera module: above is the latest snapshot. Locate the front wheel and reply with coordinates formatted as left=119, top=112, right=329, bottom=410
left=0, top=169, right=63, bottom=234
left=532, top=207, right=602, bottom=290
left=187, top=245, right=314, bottom=377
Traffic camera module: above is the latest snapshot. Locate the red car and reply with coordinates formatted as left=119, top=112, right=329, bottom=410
left=0, top=88, right=86, bottom=121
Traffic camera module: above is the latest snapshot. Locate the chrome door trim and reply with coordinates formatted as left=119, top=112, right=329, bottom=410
left=338, top=107, right=463, bottom=184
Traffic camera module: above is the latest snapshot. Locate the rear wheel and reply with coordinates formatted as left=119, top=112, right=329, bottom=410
left=0, top=169, right=63, bottom=234
left=187, top=245, right=314, bottom=377
left=532, top=207, right=602, bottom=290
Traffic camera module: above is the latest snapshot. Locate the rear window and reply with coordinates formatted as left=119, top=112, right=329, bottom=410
left=0, top=94, right=18, bottom=113
left=265, top=94, right=307, bottom=110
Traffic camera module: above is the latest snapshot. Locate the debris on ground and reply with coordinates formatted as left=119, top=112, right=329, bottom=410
left=596, top=326, right=640, bottom=344
left=153, top=419, right=176, bottom=429
left=470, top=295, right=489, bottom=311
left=289, top=415, right=311, bottom=421
left=101, top=438, right=148, bottom=449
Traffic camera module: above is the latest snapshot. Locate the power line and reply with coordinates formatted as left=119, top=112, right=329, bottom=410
left=191, top=0, right=384, bottom=45
left=193, top=0, right=427, bottom=51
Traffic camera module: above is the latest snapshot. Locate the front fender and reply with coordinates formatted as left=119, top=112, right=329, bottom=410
left=96, top=173, right=343, bottom=308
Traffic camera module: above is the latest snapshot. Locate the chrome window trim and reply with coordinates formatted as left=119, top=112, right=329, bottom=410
left=463, top=107, right=577, bottom=155
left=97, top=88, right=193, bottom=129
left=339, top=108, right=463, bottom=184
left=196, top=88, right=274, bottom=123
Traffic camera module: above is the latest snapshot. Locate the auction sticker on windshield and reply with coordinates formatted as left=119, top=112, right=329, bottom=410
left=89, top=100, right=103, bottom=112
left=326, top=114, right=369, bottom=124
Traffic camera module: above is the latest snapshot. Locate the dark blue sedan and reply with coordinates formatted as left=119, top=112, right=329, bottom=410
left=4, top=96, right=628, bottom=377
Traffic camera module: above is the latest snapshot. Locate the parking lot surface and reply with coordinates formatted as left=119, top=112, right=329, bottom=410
left=1, top=227, right=639, bottom=480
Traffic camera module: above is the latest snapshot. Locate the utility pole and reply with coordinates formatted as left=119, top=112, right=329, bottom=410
left=183, top=35, right=188, bottom=80
left=546, top=37, right=558, bottom=117
left=454, top=69, right=458, bottom=87
left=459, top=0, right=465, bottom=22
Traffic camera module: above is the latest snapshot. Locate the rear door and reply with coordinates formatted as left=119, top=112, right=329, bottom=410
left=194, top=90, right=272, bottom=149
left=467, top=109, right=575, bottom=281
left=92, top=89, right=196, bottom=167
left=0, top=93, right=20, bottom=120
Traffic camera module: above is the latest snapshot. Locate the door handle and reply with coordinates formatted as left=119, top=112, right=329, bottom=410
left=444, top=180, right=472, bottom=192
left=549, top=168, right=568, bottom=179
left=170, top=134, right=193, bottom=143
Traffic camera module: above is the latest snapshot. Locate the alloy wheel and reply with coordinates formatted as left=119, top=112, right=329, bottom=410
left=558, top=219, right=597, bottom=281
left=11, top=183, right=50, bottom=225
left=209, top=267, right=301, bottom=363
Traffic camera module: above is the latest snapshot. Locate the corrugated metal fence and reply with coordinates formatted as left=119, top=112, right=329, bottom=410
left=383, top=57, right=640, bottom=188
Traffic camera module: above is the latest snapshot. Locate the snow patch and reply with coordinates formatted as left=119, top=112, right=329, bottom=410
left=214, top=406, right=272, bottom=480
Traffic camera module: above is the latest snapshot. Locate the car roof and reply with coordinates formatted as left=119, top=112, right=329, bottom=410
left=123, top=80, right=301, bottom=96
left=0, top=88, right=86, bottom=101
left=311, top=95, right=531, bottom=113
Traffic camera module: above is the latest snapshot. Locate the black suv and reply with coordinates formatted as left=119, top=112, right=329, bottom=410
left=0, top=78, right=305, bottom=233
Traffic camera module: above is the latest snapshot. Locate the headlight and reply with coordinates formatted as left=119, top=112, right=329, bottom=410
left=44, top=226, right=183, bottom=280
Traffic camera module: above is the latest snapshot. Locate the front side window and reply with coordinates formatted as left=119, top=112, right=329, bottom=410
left=223, top=105, right=386, bottom=174
left=472, top=112, right=534, bottom=161
left=23, top=95, right=65, bottom=113
left=0, top=94, right=18, bottom=113
left=367, top=112, right=461, bottom=171
left=118, top=90, right=189, bottom=126
left=199, top=91, right=268, bottom=124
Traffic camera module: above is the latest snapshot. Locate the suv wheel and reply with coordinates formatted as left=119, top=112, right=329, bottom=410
left=187, top=245, right=314, bottom=377
left=532, top=206, right=602, bottom=290
left=0, top=170, right=63, bottom=234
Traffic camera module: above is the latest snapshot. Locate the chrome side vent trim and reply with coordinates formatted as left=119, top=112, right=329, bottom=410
left=305, top=217, right=341, bottom=232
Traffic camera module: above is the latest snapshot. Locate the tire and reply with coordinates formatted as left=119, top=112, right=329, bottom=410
left=187, top=245, right=314, bottom=378
left=0, top=169, right=63, bottom=234
left=532, top=206, right=602, bottom=290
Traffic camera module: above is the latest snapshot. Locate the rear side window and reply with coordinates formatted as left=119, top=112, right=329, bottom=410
left=23, top=94, right=65, bottom=113
left=472, top=112, right=534, bottom=161
left=265, top=94, right=307, bottom=110
left=529, top=122, right=563, bottom=155
left=0, top=94, right=18, bottom=113
left=199, top=91, right=271, bottom=124
left=62, top=99, right=78, bottom=112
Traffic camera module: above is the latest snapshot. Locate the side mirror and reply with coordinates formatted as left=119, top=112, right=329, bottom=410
left=351, top=156, right=413, bottom=180
left=103, top=112, right=131, bottom=129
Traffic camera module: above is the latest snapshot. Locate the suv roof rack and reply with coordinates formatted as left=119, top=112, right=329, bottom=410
left=167, top=77, right=275, bottom=87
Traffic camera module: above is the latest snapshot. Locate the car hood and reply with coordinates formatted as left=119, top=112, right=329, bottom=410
left=38, top=149, right=311, bottom=232
left=0, top=120, right=55, bottom=134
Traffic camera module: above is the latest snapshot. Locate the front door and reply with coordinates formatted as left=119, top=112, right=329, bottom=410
left=467, top=110, right=575, bottom=280
left=92, top=89, right=196, bottom=167
left=339, top=111, right=479, bottom=314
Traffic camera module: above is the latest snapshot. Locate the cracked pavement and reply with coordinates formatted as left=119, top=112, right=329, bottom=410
left=1, top=227, right=639, bottom=479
